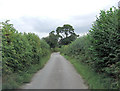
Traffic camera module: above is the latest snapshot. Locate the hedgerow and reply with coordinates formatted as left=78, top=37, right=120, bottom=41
left=2, top=20, right=50, bottom=89
left=89, top=7, right=120, bottom=77
left=61, top=7, right=120, bottom=89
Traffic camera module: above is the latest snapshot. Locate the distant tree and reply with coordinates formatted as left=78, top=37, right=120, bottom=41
left=43, top=31, right=58, bottom=48
left=43, top=24, right=78, bottom=48
left=56, top=24, right=79, bottom=46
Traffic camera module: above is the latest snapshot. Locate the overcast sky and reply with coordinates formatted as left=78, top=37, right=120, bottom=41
left=0, top=0, right=119, bottom=38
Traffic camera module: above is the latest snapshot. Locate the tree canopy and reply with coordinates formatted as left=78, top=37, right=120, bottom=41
left=43, top=24, right=78, bottom=48
left=56, top=24, right=79, bottom=46
left=42, top=31, right=58, bottom=48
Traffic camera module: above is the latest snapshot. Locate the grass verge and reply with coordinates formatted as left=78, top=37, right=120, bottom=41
left=62, top=54, right=114, bottom=89
left=2, top=53, right=51, bottom=90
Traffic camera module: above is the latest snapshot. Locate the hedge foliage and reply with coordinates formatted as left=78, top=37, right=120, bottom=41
left=61, top=7, right=120, bottom=89
left=89, top=7, right=120, bottom=77
left=2, top=20, right=50, bottom=75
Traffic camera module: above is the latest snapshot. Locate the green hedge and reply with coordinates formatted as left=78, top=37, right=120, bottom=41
left=61, top=7, right=120, bottom=89
left=2, top=20, right=50, bottom=89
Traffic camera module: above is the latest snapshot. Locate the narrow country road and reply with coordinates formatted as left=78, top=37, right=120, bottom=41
left=22, top=52, right=88, bottom=89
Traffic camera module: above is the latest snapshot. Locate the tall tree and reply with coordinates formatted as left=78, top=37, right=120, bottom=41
left=56, top=24, right=78, bottom=45
left=56, top=24, right=74, bottom=39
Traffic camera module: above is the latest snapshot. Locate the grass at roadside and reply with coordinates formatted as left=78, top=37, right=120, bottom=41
left=62, top=54, right=113, bottom=89
left=2, top=53, right=51, bottom=90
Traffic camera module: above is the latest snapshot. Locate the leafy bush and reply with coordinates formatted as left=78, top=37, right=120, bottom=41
left=2, top=20, right=50, bottom=89
left=89, top=7, right=120, bottom=80
left=61, top=7, right=120, bottom=89
left=61, top=35, right=91, bottom=63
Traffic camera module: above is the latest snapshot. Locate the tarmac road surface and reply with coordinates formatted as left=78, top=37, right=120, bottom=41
left=22, top=52, right=88, bottom=89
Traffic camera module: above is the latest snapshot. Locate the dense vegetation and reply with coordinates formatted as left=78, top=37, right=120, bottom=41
left=43, top=31, right=58, bottom=48
left=43, top=24, right=78, bottom=49
left=1, top=6, right=120, bottom=90
left=1, top=20, right=50, bottom=89
left=61, top=7, right=120, bottom=89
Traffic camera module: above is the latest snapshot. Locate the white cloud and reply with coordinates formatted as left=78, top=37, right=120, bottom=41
left=0, top=0, right=118, bottom=19
left=79, top=32, right=89, bottom=37
left=0, top=0, right=118, bottom=38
